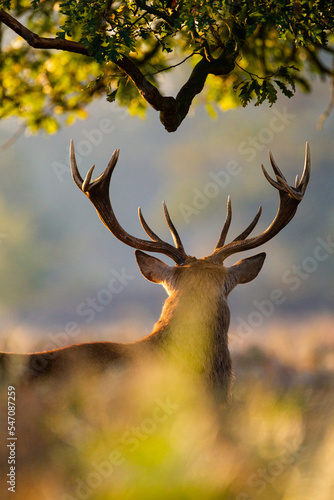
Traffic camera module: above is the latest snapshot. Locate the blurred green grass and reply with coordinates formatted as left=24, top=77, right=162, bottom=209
left=0, top=313, right=334, bottom=500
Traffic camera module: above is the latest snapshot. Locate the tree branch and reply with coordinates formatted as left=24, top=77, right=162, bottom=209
left=134, top=0, right=175, bottom=27
left=306, top=46, right=334, bottom=76
left=171, top=53, right=235, bottom=131
left=0, top=9, right=90, bottom=55
left=0, top=8, right=236, bottom=132
left=115, top=54, right=174, bottom=113
left=0, top=8, right=170, bottom=111
left=317, top=56, right=334, bottom=130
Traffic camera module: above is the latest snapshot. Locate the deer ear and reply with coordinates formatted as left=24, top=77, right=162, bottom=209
left=135, top=250, right=170, bottom=283
left=229, top=252, right=266, bottom=285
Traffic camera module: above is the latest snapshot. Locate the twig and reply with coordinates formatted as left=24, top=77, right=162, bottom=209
left=1, top=123, right=26, bottom=151
left=317, top=56, right=334, bottom=130
left=146, top=51, right=200, bottom=76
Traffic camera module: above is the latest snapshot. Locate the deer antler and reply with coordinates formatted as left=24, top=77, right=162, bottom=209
left=70, top=140, right=190, bottom=265
left=207, top=142, right=310, bottom=264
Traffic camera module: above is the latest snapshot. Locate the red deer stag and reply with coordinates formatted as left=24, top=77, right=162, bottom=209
left=0, top=142, right=310, bottom=398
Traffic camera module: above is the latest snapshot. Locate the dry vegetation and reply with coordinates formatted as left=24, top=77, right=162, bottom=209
left=0, top=314, right=334, bottom=500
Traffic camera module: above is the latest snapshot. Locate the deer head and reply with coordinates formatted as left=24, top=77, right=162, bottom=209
left=70, top=141, right=310, bottom=397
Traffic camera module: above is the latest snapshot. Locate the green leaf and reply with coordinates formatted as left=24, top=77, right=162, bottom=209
left=238, top=82, right=252, bottom=107
left=0, top=0, right=12, bottom=8
left=275, top=80, right=294, bottom=99
left=266, top=81, right=278, bottom=106
left=106, top=89, right=118, bottom=103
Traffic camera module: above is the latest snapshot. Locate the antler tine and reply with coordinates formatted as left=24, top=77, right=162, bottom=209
left=268, top=150, right=286, bottom=182
left=70, top=139, right=84, bottom=189
left=138, top=207, right=163, bottom=242
left=232, top=206, right=262, bottom=242
left=215, top=195, right=232, bottom=249
left=93, top=148, right=120, bottom=186
left=163, top=201, right=185, bottom=251
left=82, top=164, right=96, bottom=192
left=84, top=149, right=120, bottom=192
left=297, top=141, right=311, bottom=194
left=70, top=140, right=188, bottom=265
left=206, top=143, right=311, bottom=264
left=70, top=139, right=120, bottom=194
left=261, top=164, right=297, bottom=198
left=261, top=162, right=290, bottom=193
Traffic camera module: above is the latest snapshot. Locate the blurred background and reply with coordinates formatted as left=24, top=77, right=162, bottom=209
left=0, top=67, right=332, bottom=351
left=0, top=60, right=334, bottom=500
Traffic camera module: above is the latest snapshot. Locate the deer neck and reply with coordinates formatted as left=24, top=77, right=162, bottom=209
left=142, top=288, right=232, bottom=391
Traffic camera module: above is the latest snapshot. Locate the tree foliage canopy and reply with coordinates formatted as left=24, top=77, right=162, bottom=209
left=0, top=1, right=333, bottom=133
